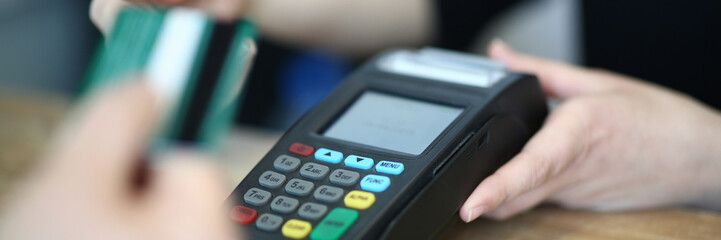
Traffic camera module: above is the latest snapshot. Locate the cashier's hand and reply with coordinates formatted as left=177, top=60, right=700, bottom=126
left=0, top=83, right=239, bottom=239
left=460, top=40, right=721, bottom=222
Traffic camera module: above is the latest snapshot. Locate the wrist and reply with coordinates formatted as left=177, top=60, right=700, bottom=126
left=689, top=111, right=721, bottom=211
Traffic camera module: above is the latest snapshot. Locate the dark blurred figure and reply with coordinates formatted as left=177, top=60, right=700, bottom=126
left=581, top=1, right=721, bottom=109
left=436, top=0, right=721, bottom=109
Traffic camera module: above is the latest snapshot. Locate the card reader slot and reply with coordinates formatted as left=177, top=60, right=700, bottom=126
left=433, top=132, right=474, bottom=176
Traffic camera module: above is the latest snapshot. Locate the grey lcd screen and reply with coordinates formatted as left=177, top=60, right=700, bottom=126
left=323, top=91, right=463, bottom=155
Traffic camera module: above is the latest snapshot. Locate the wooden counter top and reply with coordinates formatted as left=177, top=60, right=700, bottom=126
left=443, top=205, right=721, bottom=239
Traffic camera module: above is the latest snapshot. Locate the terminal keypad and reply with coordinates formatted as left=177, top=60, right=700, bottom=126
left=233, top=142, right=406, bottom=240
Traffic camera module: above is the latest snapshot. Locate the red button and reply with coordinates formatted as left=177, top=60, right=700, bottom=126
left=230, top=206, right=257, bottom=225
left=289, top=143, right=314, bottom=157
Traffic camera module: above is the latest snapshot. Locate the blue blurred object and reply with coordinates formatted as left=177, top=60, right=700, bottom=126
left=274, top=50, right=350, bottom=129
left=0, top=0, right=98, bottom=94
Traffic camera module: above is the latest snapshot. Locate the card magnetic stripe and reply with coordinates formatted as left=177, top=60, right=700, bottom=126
left=195, top=21, right=257, bottom=149
left=174, top=21, right=238, bottom=142
left=168, top=16, right=257, bottom=149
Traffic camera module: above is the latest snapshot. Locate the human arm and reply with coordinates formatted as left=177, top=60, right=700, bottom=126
left=90, top=0, right=433, bottom=57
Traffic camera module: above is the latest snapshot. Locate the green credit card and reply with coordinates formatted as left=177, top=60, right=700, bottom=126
left=83, top=7, right=257, bottom=153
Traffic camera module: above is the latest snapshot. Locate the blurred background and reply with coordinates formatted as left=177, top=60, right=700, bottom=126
left=0, top=0, right=582, bottom=128
left=1, top=0, right=720, bottom=201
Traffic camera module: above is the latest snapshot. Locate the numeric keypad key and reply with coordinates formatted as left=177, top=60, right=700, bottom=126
left=285, top=178, right=314, bottom=196
left=256, top=213, right=283, bottom=232
left=244, top=188, right=271, bottom=206
left=314, top=185, right=344, bottom=203
left=329, top=169, right=360, bottom=187
left=273, top=155, right=301, bottom=172
left=270, top=196, right=299, bottom=214
left=300, top=162, right=330, bottom=180
left=259, top=171, right=286, bottom=189
left=298, top=202, right=328, bottom=220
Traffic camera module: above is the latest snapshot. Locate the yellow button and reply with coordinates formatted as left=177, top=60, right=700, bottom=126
left=344, top=190, right=376, bottom=210
left=282, top=219, right=312, bottom=239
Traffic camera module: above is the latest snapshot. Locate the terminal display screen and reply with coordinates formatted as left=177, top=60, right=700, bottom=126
left=323, top=91, right=463, bottom=155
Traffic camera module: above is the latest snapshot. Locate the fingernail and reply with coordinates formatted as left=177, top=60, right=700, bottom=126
left=465, top=205, right=488, bottom=223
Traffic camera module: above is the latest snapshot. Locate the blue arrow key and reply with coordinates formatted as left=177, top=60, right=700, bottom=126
left=315, top=148, right=343, bottom=164
left=344, top=155, right=374, bottom=170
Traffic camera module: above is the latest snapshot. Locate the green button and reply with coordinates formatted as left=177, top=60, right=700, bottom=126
left=310, top=208, right=358, bottom=240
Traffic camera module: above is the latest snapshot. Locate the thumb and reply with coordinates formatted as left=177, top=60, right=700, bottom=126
left=488, top=39, right=611, bottom=99
left=90, top=0, right=129, bottom=36
left=40, top=81, right=159, bottom=203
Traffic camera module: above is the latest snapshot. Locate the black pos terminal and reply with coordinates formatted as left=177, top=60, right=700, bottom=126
left=227, top=48, right=548, bottom=240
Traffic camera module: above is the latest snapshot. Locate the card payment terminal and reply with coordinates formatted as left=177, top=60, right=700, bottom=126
left=227, top=48, right=548, bottom=239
